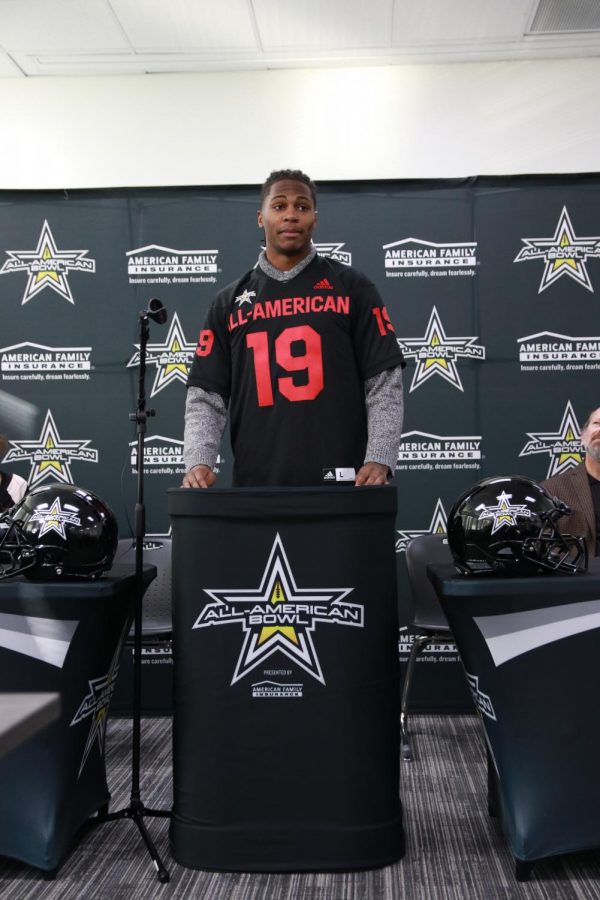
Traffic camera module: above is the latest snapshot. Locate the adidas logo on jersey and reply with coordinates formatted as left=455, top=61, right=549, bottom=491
left=314, top=278, right=334, bottom=290
left=322, top=467, right=356, bottom=482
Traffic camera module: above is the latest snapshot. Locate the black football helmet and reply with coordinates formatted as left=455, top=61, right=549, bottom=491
left=447, top=475, right=587, bottom=576
left=0, top=483, right=118, bottom=580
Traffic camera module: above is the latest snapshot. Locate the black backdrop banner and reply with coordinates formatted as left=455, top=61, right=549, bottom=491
left=1, top=174, right=599, bottom=710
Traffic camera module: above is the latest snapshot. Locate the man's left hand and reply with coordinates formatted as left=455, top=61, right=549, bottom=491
left=355, top=462, right=390, bottom=486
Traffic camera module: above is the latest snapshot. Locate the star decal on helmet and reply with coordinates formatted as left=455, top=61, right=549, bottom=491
left=476, top=490, right=532, bottom=534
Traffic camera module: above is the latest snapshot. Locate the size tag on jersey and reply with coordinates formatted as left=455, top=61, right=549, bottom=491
left=322, top=467, right=356, bottom=482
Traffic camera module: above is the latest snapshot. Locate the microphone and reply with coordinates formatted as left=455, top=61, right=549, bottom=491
left=141, top=297, right=168, bottom=325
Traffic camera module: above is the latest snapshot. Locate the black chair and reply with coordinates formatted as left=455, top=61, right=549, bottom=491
left=115, top=537, right=172, bottom=641
left=400, top=533, right=454, bottom=761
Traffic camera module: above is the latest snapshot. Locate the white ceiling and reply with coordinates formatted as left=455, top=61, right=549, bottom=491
left=1, top=0, right=600, bottom=78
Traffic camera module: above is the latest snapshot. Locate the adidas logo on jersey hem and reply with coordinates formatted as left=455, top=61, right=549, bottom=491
left=322, top=467, right=356, bottom=482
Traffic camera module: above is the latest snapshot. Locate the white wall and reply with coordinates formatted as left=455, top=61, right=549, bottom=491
left=1, top=57, right=599, bottom=189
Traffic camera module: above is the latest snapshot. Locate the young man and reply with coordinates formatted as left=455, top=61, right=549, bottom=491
left=183, top=169, right=405, bottom=488
left=542, top=406, right=600, bottom=558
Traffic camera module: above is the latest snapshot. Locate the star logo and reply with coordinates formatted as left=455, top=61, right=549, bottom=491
left=2, top=409, right=98, bottom=487
left=519, top=400, right=583, bottom=477
left=70, top=626, right=127, bottom=778
left=514, top=207, right=600, bottom=293
left=314, top=242, right=352, bottom=265
left=193, top=534, right=363, bottom=685
left=32, top=497, right=81, bottom=540
left=395, top=498, right=448, bottom=553
left=127, top=312, right=196, bottom=396
left=235, top=289, right=256, bottom=306
left=466, top=673, right=496, bottom=721
left=397, top=307, right=485, bottom=392
left=476, top=490, right=532, bottom=534
left=0, top=220, right=96, bottom=305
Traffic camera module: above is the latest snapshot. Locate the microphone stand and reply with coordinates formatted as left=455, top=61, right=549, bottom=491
left=100, top=299, right=170, bottom=883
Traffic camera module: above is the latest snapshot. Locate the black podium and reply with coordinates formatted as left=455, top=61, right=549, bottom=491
left=0, top=563, right=155, bottom=872
left=168, top=486, right=404, bottom=872
left=429, top=559, right=600, bottom=879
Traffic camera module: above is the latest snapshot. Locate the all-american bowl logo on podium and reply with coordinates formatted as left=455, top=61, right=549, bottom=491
left=193, top=534, right=363, bottom=687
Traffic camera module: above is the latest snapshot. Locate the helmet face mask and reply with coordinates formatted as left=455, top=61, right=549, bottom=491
left=448, top=475, right=588, bottom=577
left=0, top=484, right=118, bottom=581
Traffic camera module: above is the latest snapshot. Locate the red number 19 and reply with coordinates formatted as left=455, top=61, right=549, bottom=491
left=371, top=306, right=395, bottom=336
left=196, top=329, right=215, bottom=357
left=246, top=325, right=324, bottom=407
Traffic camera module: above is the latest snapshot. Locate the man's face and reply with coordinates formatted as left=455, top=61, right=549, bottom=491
left=582, top=407, right=600, bottom=462
left=258, top=179, right=317, bottom=260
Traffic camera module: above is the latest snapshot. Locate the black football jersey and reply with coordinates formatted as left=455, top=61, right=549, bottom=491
left=187, top=255, right=404, bottom=486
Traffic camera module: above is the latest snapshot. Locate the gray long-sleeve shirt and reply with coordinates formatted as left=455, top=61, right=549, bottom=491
left=184, top=365, right=404, bottom=477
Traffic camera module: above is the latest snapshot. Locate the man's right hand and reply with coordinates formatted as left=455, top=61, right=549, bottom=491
left=182, top=465, right=217, bottom=489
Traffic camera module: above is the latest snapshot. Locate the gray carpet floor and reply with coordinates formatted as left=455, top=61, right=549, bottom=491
left=1, top=714, right=600, bottom=900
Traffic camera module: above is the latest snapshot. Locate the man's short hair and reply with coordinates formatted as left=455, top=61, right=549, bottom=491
left=260, top=169, right=317, bottom=208
left=0, top=435, right=8, bottom=460
left=582, top=407, right=600, bottom=430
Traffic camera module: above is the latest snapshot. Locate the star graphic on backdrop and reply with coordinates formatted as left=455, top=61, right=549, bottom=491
left=397, top=307, right=485, bottom=393
left=3, top=409, right=97, bottom=486
left=514, top=206, right=600, bottom=293
left=395, top=499, right=448, bottom=553
left=0, top=220, right=95, bottom=304
left=193, top=534, right=361, bottom=684
left=519, top=400, right=583, bottom=478
left=127, top=312, right=195, bottom=396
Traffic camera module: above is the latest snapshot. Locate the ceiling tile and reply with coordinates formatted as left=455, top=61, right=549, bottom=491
left=0, top=0, right=130, bottom=51
left=110, top=0, right=258, bottom=51
left=254, top=0, right=391, bottom=50
left=391, top=0, right=535, bottom=43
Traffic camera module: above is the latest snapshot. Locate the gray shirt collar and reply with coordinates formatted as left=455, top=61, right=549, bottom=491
left=257, top=245, right=317, bottom=282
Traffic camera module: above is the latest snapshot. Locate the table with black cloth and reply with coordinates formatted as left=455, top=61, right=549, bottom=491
left=168, top=486, right=404, bottom=872
left=0, top=692, right=60, bottom=760
left=428, top=559, right=600, bottom=880
left=0, top=563, right=156, bottom=873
